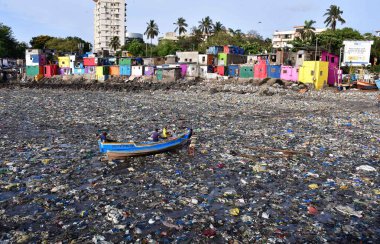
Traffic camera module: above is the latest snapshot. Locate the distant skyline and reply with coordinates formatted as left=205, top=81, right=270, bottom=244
left=0, top=0, right=379, bottom=45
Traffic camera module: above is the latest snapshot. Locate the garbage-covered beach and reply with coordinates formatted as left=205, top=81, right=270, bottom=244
left=0, top=81, right=379, bottom=243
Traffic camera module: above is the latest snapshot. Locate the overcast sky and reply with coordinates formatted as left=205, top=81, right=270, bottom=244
left=0, top=0, right=378, bottom=45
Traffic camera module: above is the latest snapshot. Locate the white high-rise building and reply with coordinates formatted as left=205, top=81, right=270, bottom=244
left=93, top=0, right=127, bottom=54
left=272, top=26, right=327, bottom=49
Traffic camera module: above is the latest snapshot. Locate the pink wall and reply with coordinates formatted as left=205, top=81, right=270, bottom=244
left=321, top=51, right=340, bottom=85
left=180, top=64, right=188, bottom=77
left=280, top=66, right=298, bottom=82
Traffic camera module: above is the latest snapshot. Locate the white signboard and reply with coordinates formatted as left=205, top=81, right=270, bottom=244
left=342, top=40, right=373, bottom=66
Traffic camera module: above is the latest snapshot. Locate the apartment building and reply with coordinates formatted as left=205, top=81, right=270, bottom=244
left=272, top=26, right=326, bottom=49
left=93, top=0, right=127, bottom=54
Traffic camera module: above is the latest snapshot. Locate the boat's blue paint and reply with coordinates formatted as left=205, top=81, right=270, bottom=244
left=376, top=80, right=380, bottom=90
left=99, top=130, right=191, bottom=154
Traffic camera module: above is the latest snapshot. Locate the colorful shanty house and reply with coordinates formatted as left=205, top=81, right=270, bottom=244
left=321, top=51, right=340, bottom=86
left=44, top=65, right=59, bottom=78
left=119, top=57, right=132, bottom=66
left=85, top=66, right=96, bottom=74
left=109, top=66, right=120, bottom=77
left=144, top=66, right=155, bottom=76
left=254, top=60, right=268, bottom=79
left=217, top=66, right=228, bottom=76
left=58, top=56, right=70, bottom=68
left=267, top=65, right=281, bottom=78
left=280, top=66, right=299, bottom=82
left=96, top=66, right=109, bottom=79
left=131, top=66, right=143, bottom=77
left=298, top=61, right=329, bottom=90
left=60, top=67, right=72, bottom=76
left=179, top=64, right=188, bottom=77
left=73, top=68, right=85, bottom=75
left=83, top=57, right=96, bottom=66
left=26, top=65, right=43, bottom=77
left=228, top=65, right=239, bottom=77
left=239, top=65, right=254, bottom=78
left=120, top=65, right=131, bottom=76
left=217, top=53, right=247, bottom=66
left=206, top=46, right=223, bottom=55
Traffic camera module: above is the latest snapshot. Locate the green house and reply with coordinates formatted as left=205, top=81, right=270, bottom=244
left=119, top=58, right=132, bottom=66
left=156, top=69, right=163, bottom=80
left=26, top=66, right=43, bottom=77
left=239, top=66, right=254, bottom=78
left=218, top=53, right=227, bottom=66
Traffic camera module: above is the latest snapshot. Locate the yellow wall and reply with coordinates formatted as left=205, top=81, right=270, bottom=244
left=96, top=66, right=104, bottom=77
left=298, top=61, right=329, bottom=90
left=58, top=57, right=70, bottom=68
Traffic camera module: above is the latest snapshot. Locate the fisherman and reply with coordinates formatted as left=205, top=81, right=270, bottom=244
left=152, top=129, right=160, bottom=142
left=99, top=132, right=115, bottom=143
left=171, top=128, right=177, bottom=138
left=161, top=126, right=169, bottom=139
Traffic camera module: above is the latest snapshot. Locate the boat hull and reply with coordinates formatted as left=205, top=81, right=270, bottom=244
left=106, top=140, right=188, bottom=159
left=356, top=81, right=378, bottom=90
left=99, top=130, right=192, bottom=159
left=375, top=80, right=380, bottom=90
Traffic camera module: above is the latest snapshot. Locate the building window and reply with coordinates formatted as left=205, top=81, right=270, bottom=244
left=331, top=57, right=335, bottom=63
left=283, top=70, right=287, bottom=74
left=298, top=54, right=302, bottom=58
left=189, top=59, right=192, bottom=62
left=202, top=57, right=206, bottom=62
left=311, top=71, right=314, bottom=76
left=320, top=71, right=323, bottom=76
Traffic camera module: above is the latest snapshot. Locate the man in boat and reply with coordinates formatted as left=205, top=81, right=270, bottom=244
left=171, top=128, right=177, bottom=138
left=161, top=126, right=170, bottom=139
left=99, top=132, right=116, bottom=143
left=152, top=129, right=160, bottom=142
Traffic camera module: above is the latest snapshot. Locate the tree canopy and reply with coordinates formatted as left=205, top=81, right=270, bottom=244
left=0, top=23, right=27, bottom=58
left=324, top=5, right=346, bottom=31
left=30, top=35, right=92, bottom=54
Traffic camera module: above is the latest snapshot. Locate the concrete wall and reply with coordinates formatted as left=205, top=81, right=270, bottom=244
left=176, top=51, right=199, bottom=64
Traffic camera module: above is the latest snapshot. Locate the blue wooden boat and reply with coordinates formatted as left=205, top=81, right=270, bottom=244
left=99, top=129, right=192, bottom=159
left=375, top=80, right=380, bottom=90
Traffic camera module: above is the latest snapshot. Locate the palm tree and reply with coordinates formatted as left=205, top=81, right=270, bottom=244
left=300, top=20, right=316, bottom=41
left=213, top=21, right=225, bottom=34
left=324, top=5, right=346, bottom=31
left=198, top=16, right=213, bottom=37
left=174, top=17, right=188, bottom=36
left=144, top=20, right=159, bottom=57
left=109, top=36, right=121, bottom=53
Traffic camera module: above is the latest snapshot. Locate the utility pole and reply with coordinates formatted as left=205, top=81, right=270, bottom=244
left=337, top=47, right=343, bottom=86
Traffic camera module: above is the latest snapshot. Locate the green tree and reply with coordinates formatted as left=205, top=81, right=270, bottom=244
left=30, top=35, right=53, bottom=49
left=144, top=20, right=159, bottom=57
left=300, top=20, right=316, bottom=42
left=156, top=40, right=179, bottom=56
left=0, top=23, right=22, bottom=58
left=318, top=27, right=363, bottom=54
left=213, top=21, right=225, bottom=34
left=198, top=16, right=213, bottom=37
left=122, top=39, right=145, bottom=56
left=324, top=5, right=346, bottom=31
left=173, top=17, right=188, bottom=36
left=109, top=36, right=121, bottom=53
left=40, top=36, right=91, bottom=53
